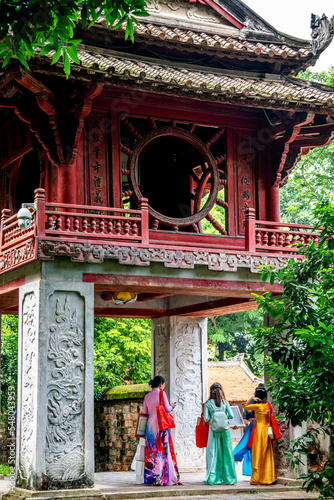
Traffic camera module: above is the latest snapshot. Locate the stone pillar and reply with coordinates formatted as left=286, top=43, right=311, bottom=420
left=9, top=280, right=99, bottom=500
left=151, top=316, right=208, bottom=471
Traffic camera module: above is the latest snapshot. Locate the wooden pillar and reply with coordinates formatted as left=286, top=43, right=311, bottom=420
left=57, top=161, right=77, bottom=205
left=266, top=184, right=280, bottom=223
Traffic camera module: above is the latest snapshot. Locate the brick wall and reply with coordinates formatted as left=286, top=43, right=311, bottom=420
left=94, top=384, right=150, bottom=472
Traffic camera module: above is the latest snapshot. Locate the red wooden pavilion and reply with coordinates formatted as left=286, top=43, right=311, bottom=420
left=1, top=0, right=334, bottom=496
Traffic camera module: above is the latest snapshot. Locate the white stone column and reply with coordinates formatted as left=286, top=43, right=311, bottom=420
left=151, top=316, right=208, bottom=471
left=15, top=280, right=95, bottom=493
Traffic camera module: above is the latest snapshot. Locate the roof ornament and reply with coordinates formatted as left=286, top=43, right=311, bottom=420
left=311, top=13, right=334, bottom=56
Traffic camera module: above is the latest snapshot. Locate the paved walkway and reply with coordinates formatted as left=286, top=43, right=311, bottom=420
left=0, top=471, right=318, bottom=500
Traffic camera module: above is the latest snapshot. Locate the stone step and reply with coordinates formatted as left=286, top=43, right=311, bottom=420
left=102, top=485, right=318, bottom=500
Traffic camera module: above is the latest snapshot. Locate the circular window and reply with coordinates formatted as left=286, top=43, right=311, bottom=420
left=129, top=127, right=219, bottom=227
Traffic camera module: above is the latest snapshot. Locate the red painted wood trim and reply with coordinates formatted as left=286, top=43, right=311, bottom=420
left=94, top=93, right=261, bottom=128
left=148, top=231, right=244, bottom=250
left=84, top=273, right=283, bottom=294
left=204, top=0, right=243, bottom=29
left=140, top=198, right=149, bottom=245
left=244, top=208, right=256, bottom=252
left=0, top=277, right=25, bottom=295
left=111, top=111, right=122, bottom=208
left=257, top=144, right=267, bottom=222
left=94, top=307, right=166, bottom=318
left=169, top=297, right=254, bottom=317
left=35, top=188, right=45, bottom=238
left=226, top=127, right=236, bottom=236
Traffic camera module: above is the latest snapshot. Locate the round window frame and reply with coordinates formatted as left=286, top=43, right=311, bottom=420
left=128, top=126, right=219, bottom=227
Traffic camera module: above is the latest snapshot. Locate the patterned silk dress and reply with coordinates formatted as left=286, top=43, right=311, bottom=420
left=143, top=388, right=180, bottom=485
left=243, top=402, right=277, bottom=485
left=203, top=399, right=237, bottom=485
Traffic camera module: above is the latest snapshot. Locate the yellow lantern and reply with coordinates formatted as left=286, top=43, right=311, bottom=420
left=112, top=292, right=137, bottom=305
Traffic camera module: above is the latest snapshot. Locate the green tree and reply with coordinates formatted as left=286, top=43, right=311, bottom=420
left=208, top=310, right=264, bottom=377
left=0, top=0, right=148, bottom=76
left=252, top=192, right=334, bottom=499
left=0, top=316, right=18, bottom=415
left=94, top=317, right=151, bottom=399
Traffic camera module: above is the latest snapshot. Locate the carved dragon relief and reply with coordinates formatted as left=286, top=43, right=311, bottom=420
left=45, top=296, right=85, bottom=481
left=174, top=322, right=205, bottom=467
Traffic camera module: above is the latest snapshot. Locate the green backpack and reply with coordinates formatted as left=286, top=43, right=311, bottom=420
left=210, top=402, right=229, bottom=432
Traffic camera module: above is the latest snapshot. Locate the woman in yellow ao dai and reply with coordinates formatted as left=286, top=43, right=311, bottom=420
left=243, top=384, right=277, bottom=485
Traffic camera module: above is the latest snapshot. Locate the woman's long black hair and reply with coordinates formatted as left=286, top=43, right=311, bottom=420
left=255, top=383, right=267, bottom=403
left=149, top=375, right=165, bottom=388
left=210, top=382, right=226, bottom=407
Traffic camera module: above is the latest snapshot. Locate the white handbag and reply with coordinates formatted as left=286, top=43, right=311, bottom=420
left=268, top=425, right=274, bottom=440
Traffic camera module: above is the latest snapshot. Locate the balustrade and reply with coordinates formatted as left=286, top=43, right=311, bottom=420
left=244, top=208, right=320, bottom=253
left=0, top=190, right=322, bottom=275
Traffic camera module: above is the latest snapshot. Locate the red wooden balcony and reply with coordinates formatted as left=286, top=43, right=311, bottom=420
left=0, top=189, right=320, bottom=274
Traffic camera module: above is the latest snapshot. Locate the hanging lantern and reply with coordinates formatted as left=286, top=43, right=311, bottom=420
left=112, top=291, right=137, bottom=305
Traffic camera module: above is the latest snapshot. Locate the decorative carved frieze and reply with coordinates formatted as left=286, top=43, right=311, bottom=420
left=0, top=239, right=35, bottom=272
left=45, top=295, right=85, bottom=481
left=153, top=322, right=169, bottom=380
left=145, top=0, right=223, bottom=30
left=38, top=240, right=299, bottom=272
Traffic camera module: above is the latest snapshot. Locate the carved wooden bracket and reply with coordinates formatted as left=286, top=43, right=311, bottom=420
left=5, top=68, right=104, bottom=166
left=271, top=112, right=315, bottom=186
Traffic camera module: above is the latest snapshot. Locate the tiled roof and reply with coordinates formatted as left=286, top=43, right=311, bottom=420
left=208, top=361, right=263, bottom=403
left=129, top=22, right=313, bottom=61
left=73, top=48, right=334, bottom=111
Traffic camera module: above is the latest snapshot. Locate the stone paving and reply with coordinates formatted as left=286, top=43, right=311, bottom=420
left=0, top=471, right=319, bottom=500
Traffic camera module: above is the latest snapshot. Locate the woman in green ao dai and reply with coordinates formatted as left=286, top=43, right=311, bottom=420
left=203, top=382, right=237, bottom=485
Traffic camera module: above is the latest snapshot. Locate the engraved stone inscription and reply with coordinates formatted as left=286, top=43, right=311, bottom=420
left=19, top=292, right=37, bottom=484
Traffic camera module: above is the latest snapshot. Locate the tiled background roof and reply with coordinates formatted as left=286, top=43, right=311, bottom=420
left=208, top=361, right=263, bottom=403
left=129, top=22, right=312, bottom=60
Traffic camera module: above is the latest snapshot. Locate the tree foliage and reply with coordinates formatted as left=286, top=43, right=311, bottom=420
left=208, top=310, right=264, bottom=377
left=252, top=192, right=334, bottom=499
left=0, top=316, right=18, bottom=415
left=0, top=0, right=148, bottom=76
left=94, top=317, right=151, bottom=399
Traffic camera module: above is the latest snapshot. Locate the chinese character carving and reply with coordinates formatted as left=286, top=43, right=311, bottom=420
left=92, top=132, right=102, bottom=143
left=241, top=175, right=250, bottom=186
left=92, top=146, right=101, bottom=158
left=92, top=118, right=101, bottom=129
left=93, top=176, right=102, bottom=188
left=91, top=161, right=101, bottom=174
left=94, top=190, right=103, bottom=204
